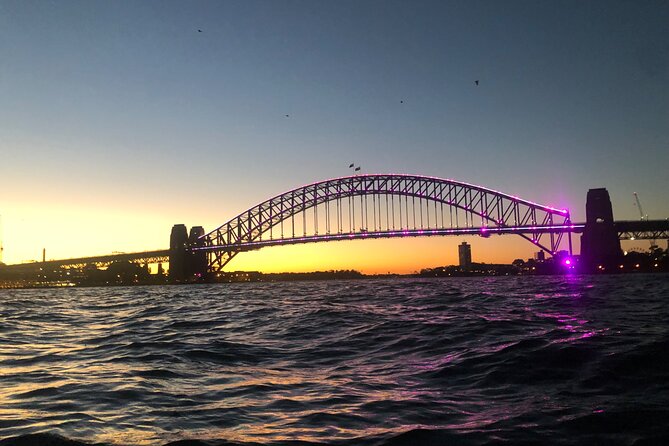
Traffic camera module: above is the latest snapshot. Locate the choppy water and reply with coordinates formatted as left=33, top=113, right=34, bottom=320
left=1, top=275, right=668, bottom=446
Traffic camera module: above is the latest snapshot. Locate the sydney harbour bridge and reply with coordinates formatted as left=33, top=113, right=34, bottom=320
left=2, top=174, right=668, bottom=283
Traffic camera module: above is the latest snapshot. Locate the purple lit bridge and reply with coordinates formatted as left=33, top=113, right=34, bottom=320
left=3, top=174, right=667, bottom=282
left=189, top=174, right=581, bottom=273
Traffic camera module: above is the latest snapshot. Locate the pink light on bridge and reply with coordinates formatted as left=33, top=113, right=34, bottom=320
left=563, top=257, right=576, bottom=272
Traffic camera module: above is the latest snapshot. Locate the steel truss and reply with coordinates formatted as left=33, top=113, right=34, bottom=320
left=618, top=230, right=669, bottom=241
left=614, top=220, right=669, bottom=242
left=200, top=174, right=573, bottom=272
left=0, top=250, right=169, bottom=272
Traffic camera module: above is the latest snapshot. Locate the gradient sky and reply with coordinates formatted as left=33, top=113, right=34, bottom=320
left=1, top=0, right=668, bottom=273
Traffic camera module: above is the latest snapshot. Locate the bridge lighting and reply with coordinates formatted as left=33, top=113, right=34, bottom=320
left=188, top=174, right=578, bottom=272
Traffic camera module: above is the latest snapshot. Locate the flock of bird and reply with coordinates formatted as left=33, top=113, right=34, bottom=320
left=195, top=29, right=480, bottom=175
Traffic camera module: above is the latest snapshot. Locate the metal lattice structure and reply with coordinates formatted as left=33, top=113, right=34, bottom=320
left=0, top=250, right=169, bottom=272
left=199, top=174, right=575, bottom=272
left=615, top=220, right=669, bottom=241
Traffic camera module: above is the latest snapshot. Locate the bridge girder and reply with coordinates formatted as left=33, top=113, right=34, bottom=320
left=200, top=175, right=573, bottom=272
left=0, top=251, right=169, bottom=272
left=618, top=230, right=669, bottom=241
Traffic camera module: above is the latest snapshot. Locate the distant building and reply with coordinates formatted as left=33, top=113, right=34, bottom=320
left=458, top=242, right=472, bottom=270
left=534, top=251, right=545, bottom=262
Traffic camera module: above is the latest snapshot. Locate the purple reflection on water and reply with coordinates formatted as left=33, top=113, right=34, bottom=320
left=399, top=275, right=611, bottom=433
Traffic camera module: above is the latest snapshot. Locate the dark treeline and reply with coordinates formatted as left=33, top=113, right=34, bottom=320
left=1, top=248, right=668, bottom=289
left=214, top=270, right=364, bottom=283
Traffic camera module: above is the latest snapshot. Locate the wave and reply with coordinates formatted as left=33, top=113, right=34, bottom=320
left=1, top=276, right=668, bottom=446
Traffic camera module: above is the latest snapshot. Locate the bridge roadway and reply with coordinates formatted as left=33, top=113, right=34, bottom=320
left=614, top=219, right=669, bottom=241
left=196, top=224, right=586, bottom=252
left=0, top=219, right=666, bottom=273
left=0, top=249, right=169, bottom=272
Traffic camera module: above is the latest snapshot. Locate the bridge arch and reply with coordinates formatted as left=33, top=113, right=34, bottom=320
left=198, top=174, right=572, bottom=271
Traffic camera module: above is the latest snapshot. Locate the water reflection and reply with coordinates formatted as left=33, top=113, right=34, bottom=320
left=0, top=276, right=667, bottom=445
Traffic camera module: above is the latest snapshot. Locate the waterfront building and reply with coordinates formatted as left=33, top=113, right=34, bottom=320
left=458, top=242, right=472, bottom=270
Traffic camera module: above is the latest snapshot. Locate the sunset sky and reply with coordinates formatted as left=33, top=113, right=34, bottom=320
left=1, top=0, right=667, bottom=273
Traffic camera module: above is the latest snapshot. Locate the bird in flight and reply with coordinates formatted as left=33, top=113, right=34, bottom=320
left=349, top=163, right=354, bottom=168
left=400, top=100, right=404, bottom=104
left=285, top=114, right=290, bottom=118
left=354, top=166, right=361, bottom=172
left=474, top=80, right=479, bottom=86
left=198, top=29, right=203, bottom=33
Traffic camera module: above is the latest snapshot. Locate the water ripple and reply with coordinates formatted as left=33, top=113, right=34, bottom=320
left=1, top=276, right=668, bottom=445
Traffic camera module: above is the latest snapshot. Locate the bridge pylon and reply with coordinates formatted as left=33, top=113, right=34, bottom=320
left=169, top=224, right=207, bottom=283
left=169, top=224, right=188, bottom=283
left=187, top=226, right=207, bottom=280
left=580, top=188, right=622, bottom=272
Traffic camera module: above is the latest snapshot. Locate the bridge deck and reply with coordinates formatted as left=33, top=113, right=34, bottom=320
left=614, top=219, right=669, bottom=231
left=197, top=224, right=586, bottom=252
left=0, top=250, right=169, bottom=271
left=614, top=219, right=669, bottom=241
left=1, top=219, right=666, bottom=272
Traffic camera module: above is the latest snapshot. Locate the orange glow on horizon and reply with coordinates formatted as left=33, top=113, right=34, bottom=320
left=11, top=192, right=655, bottom=273
left=12, top=201, right=660, bottom=274
left=2, top=191, right=571, bottom=272
left=209, top=237, right=545, bottom=274
left=3, top=207, right=550, bottom=273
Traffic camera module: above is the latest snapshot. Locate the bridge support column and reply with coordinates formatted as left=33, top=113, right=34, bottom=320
left=580, top=188, right=622, bottom=272
left=169, top=224, right=188, bottom=283
left=169, top=224, right=208, bottom=283
left=186, top=226, right=207, bottom=281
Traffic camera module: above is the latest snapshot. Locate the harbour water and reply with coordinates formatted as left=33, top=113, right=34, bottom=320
left=1, top=275, right=668, bottom=445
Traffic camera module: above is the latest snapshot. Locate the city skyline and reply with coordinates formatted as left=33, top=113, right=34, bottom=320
left=1, top=0, right=668, bottom=273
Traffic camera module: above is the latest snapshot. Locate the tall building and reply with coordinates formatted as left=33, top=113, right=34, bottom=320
left=458, top=242, right=472, bottom=270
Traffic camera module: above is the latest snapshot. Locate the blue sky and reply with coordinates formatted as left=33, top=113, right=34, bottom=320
left=1, top=0, right=667, bottom=268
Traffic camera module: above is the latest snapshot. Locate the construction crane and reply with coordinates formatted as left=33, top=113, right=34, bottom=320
left=633, top=192, right=647, bottom=221
left=633, top=193, right=657, bottom=250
